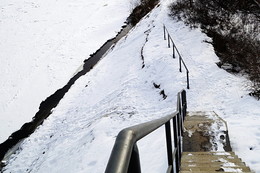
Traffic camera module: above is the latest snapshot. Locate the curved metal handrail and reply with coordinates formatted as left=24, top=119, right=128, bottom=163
left=105, top=90, right=187, bottom=173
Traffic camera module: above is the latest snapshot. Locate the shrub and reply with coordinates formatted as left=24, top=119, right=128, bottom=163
left=169, top=0, right=260, bottom=99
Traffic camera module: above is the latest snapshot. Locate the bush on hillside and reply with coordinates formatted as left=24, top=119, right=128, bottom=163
left=169, top=0, right=260, bottom=99
left=128, top=0, right=159, bottom=25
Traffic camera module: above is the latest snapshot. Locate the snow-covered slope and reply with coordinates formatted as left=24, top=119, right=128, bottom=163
left=2, top=0, right=260, bottom=172
left=0, top=0, right=130, bottom=143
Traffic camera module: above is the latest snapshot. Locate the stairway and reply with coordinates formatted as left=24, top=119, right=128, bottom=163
left=181, top=151, right=253, bottom=173
left=181, top=112, right=254, bottom=173
left=183, top=111, right=231, bottom=152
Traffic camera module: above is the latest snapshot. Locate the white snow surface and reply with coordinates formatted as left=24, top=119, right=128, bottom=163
left=2, top=0, right=260, bottom=173
left=0, top=0, right=130, bottom=142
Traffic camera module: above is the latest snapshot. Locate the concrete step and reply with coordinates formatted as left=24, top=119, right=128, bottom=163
left=183, top=111, right=231, bottom=151
left=181, top=166, right=251, bottom=172
left=183, top=151, right=235, bottom=156
left=180, top=171, right=253, bottom=173
left=182, top=162, right=246, bottom=167
left=181, top=112, right=253, bottom=172
left=184, top=115, right=215, bottom=121
left=182, top=154, right=240, bottom=160
left=182, top=158, right=243, bottom=164
left=181, top=152, right=252, bottom=172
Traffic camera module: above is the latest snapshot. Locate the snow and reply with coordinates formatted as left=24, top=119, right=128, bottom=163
left=2, top=0, right=260, bottom=173
left=0, top=0, right=130, bottom=142
left=222, top=167, right=243, bottom=173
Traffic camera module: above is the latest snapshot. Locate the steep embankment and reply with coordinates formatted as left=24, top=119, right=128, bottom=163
left=2, top=0, right=260, bottom=173
left=0, top=0, right=159, bottom=164
left=169, top=0, right=260, bottom=98
left=0, top=0, right=131, bottom=143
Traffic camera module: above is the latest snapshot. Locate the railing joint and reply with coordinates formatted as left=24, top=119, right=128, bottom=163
left=105, top=88, right=187, bottom=173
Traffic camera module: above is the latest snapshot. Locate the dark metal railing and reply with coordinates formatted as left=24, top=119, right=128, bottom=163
left=163, top=25, right=190, bottom=89
left=105, top=90, right=187, bottom=173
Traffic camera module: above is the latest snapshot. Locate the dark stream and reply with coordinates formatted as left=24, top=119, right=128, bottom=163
left=0, top=24, right=132, bottom=165
left=0, top=0, right=159, bottom=167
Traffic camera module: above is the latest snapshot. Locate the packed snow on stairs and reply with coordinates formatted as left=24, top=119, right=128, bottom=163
left=3, top=0, right=260, bottom=173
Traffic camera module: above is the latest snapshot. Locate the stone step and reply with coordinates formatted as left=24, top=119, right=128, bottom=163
left=182, top=161, right=246, bottom=167
left=181, top=112, right=253, bottom=172
left=181, top=166, right=251, bottom=172
left=183, top=111, right=231, bottom=152
left=182, top=158, right=243, bottom=164
left=182, top=154, right=240, bottom=160
left=184, top=116, right=215, bottom=121
left=181, top=152, right=252, bottom=172
left=181, top=157, right=242, bottom=164
left=183, top=151, right=235, bottom=156
left=180, top=171, right=253, bottom=173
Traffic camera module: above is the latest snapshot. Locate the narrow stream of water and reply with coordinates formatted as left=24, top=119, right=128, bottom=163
left=0, top=0, right=159, bottom=166
left=0, top=24, right=132, bottom=163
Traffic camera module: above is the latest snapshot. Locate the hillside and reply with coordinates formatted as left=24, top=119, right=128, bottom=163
left=169, top=0, right=260, bottom=98
left=1, top=0, right=260, bottom=172
left=0, top=0, right=130, bottom=143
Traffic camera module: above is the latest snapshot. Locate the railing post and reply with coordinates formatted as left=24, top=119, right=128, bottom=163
left=178, top=95, right=184, bottom=136
left=181, top=90, right=187, bottom=120
left=172, top=116, right=180, bottom=173
left=186, top=71, right=190, bottom=89
left=172, top=45, right=175, bottom=59
left=127, top=144, right=141, bottom=173
left=177, top=112, right=182, bottom=168
left=165, top=121, right=174, bottom=173
left=168, top=34, right=171, bottom=48
left=179, top=56, right=182, bottom=72
left=163, top=25, right=166, bottom=40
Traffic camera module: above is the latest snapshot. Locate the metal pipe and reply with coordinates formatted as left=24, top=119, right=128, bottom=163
left=186, top=71, right=190, bottom=89
left=172, top=46, right=175, bottom=59
left=105, top=112, right=178, bottom=173
left=166, top=166, right=173, bottom=173
left=172, top=117, right=179, bottom=173
left=105, top=90, right=187, bottom=173
left=179, top=55, right=182, bottom=72
left=163, top=25, right=166, bottom=40
left=165, top=121, right=174, bottom=173
left=127, top=144, right=141, bottom=173
left=168, top=34, right=171, bottom=48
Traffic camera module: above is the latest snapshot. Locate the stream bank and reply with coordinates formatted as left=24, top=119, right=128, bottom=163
left=0, top=0, right=159, bottom=167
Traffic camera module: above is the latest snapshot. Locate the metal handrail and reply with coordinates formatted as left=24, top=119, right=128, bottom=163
left=163, top=24, right=190, bottom=89
left=105, top=90, right=187, bottom=173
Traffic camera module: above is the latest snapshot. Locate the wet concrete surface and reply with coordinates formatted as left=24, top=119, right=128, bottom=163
left=183, top=111, right=232, bottom=152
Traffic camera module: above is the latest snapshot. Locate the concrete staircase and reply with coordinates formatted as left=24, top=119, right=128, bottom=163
left=181, top=112, right=254, bottom=173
